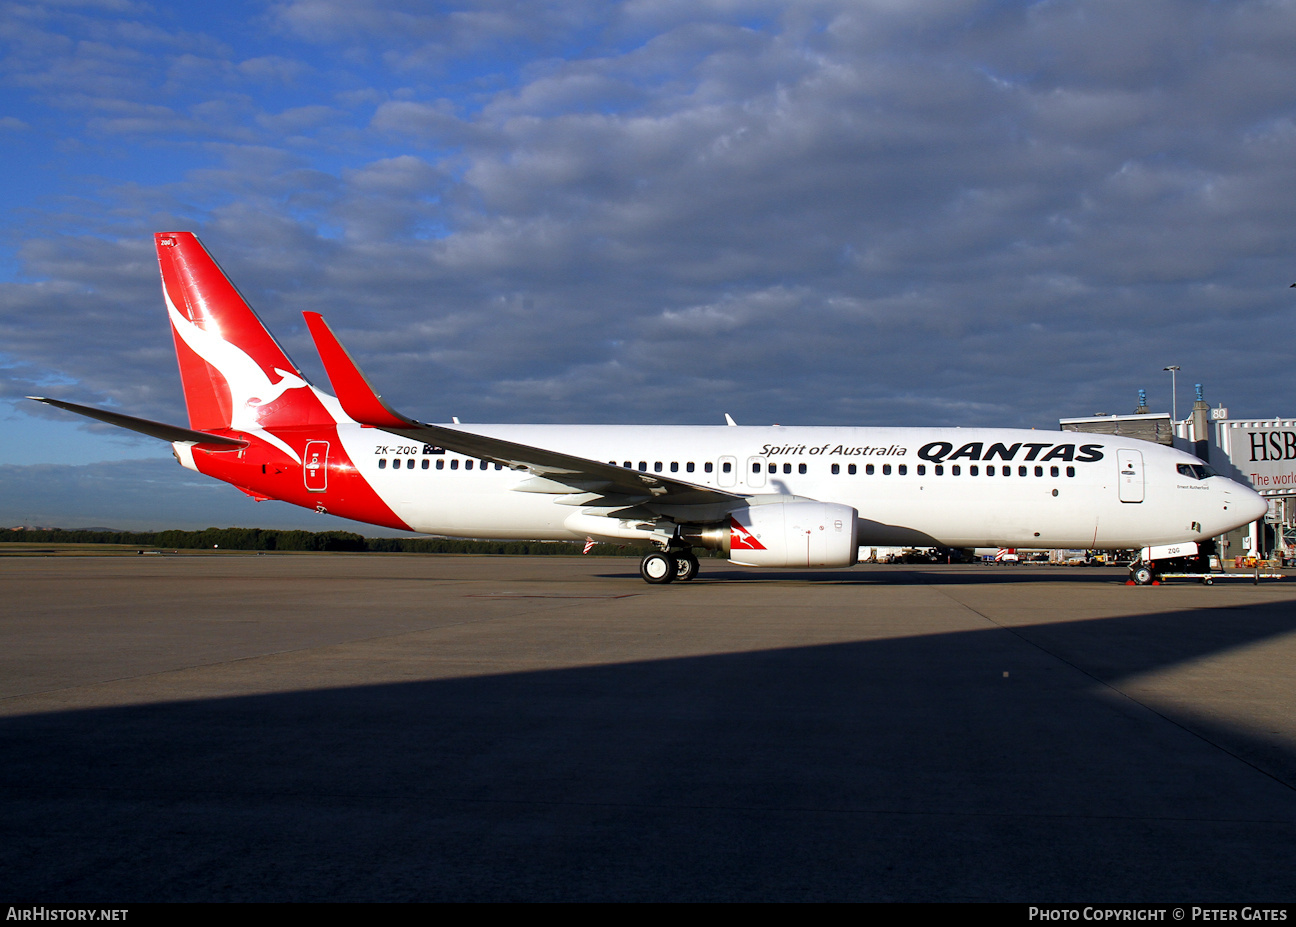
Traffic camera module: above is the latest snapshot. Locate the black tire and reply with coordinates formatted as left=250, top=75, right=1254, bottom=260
left=674, top=552, right=700, bottom=582
left=1131, top=565, right=1154, bottom=585
left=641, top=551, right=675, bottom=584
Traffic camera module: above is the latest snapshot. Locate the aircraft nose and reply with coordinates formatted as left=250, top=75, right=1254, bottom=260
left=1240, top=484, right=1270, bottom=523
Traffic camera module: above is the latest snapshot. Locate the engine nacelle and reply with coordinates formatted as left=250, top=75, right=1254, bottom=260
left=682, top=502, right=859, bottom=568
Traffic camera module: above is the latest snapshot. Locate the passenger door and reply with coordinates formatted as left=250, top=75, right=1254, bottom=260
left=1117, top=448, right=1144, bottom=503
left=304, top=440, right=329, bottom=492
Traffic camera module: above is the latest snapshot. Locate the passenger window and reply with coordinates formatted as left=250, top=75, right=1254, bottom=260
left=670, top=462, right=678, bottom=473
left=1034, top=466, right=1043, bottom=477
left=935, top=465, right=943, bottom=476
left=408, top=459, right=415, bottom=469
left=986, top=466, right=994, bottom=476
left=952, top=465, right=961, bottom=476
left=848, top=464, right=857, bottom=475
left=437, top=459, right=444, bottom=470
left=465, top=460, right=473, bottom=470
left=866, top=464, right=875, bottom=475
left=706, top=462, right=714, bottom=473
left=378, top=459, right=387, bottom=469
left=917, top=465, right=925, bottom=476
left=1050, top=466, right=1059, bottom=477
left=970, top=465, right=979, bottom=476
left=832, top=463, right=840, bottom=474
left=623, top=461, right=632, bottom=469
left=798, top=463, right=807, bottom=474
left=654, top=462, right=663, bottom=472
left=898, top=464, right=907, bottom=476
left=1066, top=466, right=1075, bottom=477
left=451, top=459, right=459, bottom=470
left=883, top=464, right=892, bottom=475
left=722, top=462, right=731, bottom=473
left=752, top=462, right=761, bottom=474
left=639, top=462, right=647, bottom=471
left=422, top=459, right=429, bottom=469
left=686, top=462, right=695, bottom=473
left=1019, top=466, right=1027, bottom=477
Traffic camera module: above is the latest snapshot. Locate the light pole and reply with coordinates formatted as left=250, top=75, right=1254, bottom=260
left=1163, top=365, right=1180, bottom=422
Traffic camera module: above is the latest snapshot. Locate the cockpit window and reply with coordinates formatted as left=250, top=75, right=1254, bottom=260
left=1177, top=463, right=1216, bottom=480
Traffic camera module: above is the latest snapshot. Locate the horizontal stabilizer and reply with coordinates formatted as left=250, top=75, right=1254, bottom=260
left=28, top=397, right=246, bottom=447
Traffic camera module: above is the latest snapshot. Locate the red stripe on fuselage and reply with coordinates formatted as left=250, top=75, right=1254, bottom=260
left=190, top=426, right=411, bottom=532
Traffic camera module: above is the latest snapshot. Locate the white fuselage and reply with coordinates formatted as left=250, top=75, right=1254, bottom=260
left=338, top=424, right=1267, bottom=550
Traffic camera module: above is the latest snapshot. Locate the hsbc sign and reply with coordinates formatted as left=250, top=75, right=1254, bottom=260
left=1224, top=421, right=1296, bottom=493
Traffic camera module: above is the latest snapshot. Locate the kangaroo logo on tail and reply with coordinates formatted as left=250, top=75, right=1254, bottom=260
left=157, top=232, right=341, bottom=462
left=163, top=294, right=310, bottom=461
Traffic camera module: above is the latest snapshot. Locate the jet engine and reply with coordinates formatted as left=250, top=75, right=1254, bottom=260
left=681, top=501, right=859, bottom=568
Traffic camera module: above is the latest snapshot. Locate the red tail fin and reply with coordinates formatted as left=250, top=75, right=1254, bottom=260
left=156, top=232, right=333, bottom=432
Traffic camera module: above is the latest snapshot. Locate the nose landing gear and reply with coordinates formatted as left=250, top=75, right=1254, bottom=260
left=1130, top=563, right=1156, bottom=585
left=1128, top=540, right=1218, bottom=585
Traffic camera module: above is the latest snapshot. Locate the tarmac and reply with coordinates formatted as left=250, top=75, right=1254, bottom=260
left=2, top=553, right=1295, bottom=902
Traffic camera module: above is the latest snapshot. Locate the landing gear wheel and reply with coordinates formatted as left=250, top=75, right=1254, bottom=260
left=1131, top=564, right=1154, bottom=586
left=641, top=551, right=676, bottom=584
left=674, top=552, right=700, bottom=582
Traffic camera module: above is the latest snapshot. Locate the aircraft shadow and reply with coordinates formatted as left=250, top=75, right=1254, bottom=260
left=2, top=601, right=1295, bottom=901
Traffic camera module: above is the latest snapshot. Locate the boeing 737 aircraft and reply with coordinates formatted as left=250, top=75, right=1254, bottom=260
left=30, top=233, right=1269, bottom=584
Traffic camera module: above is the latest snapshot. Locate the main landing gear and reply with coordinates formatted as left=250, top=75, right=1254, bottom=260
left=640, top=549, right=700, bottom=584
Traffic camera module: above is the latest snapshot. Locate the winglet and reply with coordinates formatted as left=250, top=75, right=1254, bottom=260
left=302, top=313, right=414, bottom=428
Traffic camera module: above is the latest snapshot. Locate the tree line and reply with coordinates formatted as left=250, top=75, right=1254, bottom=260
left=1, top=527, right=650, bottom=556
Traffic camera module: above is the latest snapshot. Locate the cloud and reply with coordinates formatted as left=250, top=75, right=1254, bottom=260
left=370, top=99, right=483, bottom=147
left=4, top=0, right=1296, bottom=489
left=255, top=104, right=346, bottom=134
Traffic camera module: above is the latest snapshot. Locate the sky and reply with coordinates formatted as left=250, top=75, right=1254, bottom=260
left=2, top=0, right=1295, bottom=530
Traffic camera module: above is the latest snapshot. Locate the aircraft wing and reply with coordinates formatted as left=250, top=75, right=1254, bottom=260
left=302, top=313, right=744, bottom=507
